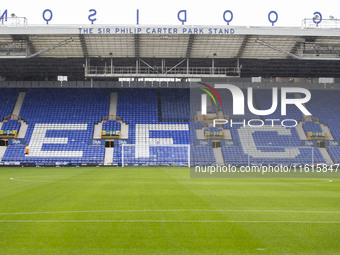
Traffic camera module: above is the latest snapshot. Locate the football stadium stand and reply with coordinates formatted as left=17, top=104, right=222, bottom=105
left=102, top=120, right=121, bottom=132
left=113, top=89, right=189, bottom=166
left=2, top=89, right=109, bottom=165
left=303, top=121, right=323, bottom=133
left=0, top=22, right=339, bottom=168
left=0, top=89, right=19, bottom=121
left=328, top=147, right=340, bottom=163
left=160, top=89, right=190, bottom=122
left=307, top=90, right=340, bottom=140
left=191, top=145, right=216, bottom=166
left=0, top=87, right=339, bottom=166
left=190, top=88, right=336, bottom=165
left=1, top=120, right=21, bottom=132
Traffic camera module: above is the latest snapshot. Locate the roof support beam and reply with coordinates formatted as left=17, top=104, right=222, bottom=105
left=79, top=34, right=88, bottom=57
left=0, top=37, right=74, bottom=59
left=135, top=34, right=140, bottom=58
left=139, top=58, right=158, bottom=73
left=185, top=34, right=195, bottom=58
left=236, top=35, right=250, bottom=58
left=255, top=38, right=340, bottom=61
left=26, top=37, right=37, bottom=56
left=165, top=59, right=186, bottom=74
left=288, top=39, right=305, bottom=59
left=27, top=37, right=74, bottom=59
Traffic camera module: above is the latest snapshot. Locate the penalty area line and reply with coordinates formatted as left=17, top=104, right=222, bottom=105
left=0, top=209, right=340, bottom=215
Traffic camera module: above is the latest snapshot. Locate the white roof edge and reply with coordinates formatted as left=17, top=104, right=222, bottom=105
left=0, top=25, right=339, bottom=37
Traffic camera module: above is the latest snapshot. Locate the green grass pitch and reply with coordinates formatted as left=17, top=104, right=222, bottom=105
left=0, top=167, right=339, bottom=254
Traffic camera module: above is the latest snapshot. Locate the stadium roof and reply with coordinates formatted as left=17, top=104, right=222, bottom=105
left=1, top=25, right=340, bottom=59
left=1, top=24, right=340, bottom=80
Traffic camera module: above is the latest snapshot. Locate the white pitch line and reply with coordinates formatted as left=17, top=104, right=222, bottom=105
left=0, top=220, right=339, bottom=223
left=0, top=209, right=339, bottom=215
left=9, top=176, right=334, bottom=185
left=10, top=176, right=189, bottom=180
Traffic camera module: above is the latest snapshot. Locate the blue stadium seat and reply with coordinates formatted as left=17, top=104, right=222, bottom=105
left=303, top=121, right=323, bottom=134
left=1, top=119, right=21, bottom=131
left=102, top=120, right=121, bottom=132
left=2, top=89, right=110, bottom=164
left=0, top=89, right=19, bottom=121
left=1, top=87, right=339, bottom=166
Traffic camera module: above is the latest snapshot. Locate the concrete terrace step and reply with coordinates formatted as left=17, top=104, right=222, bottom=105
left=213, top=147, right=224, bottom=165
left=93, top=122, right=103, bottom=139
left=104, top=148, right=114, bottom=165
left=120, top=122, right=129, bottom=139
left=12, top=92, right=26, bottom=116
left=17, top=121, right=28, bottom=139
left=0, top=147, right=7, bottom=162
left=319, top=148, right=334, bottom=165
left=196, top=128, right=205, bottom=139
left=109, top=92, right=118, bottom=116
left=296, top=122, right=307, bottom=140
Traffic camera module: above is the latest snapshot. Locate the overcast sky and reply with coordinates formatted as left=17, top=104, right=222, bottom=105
left=1, top=0, right=340, bottom=27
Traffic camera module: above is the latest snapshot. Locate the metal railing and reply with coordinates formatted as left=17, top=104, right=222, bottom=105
left=0, top=17, right=28, bottom=27
left=85, top=65, right=240, bottom=78
left=302, top=18, right=340, bottom=29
